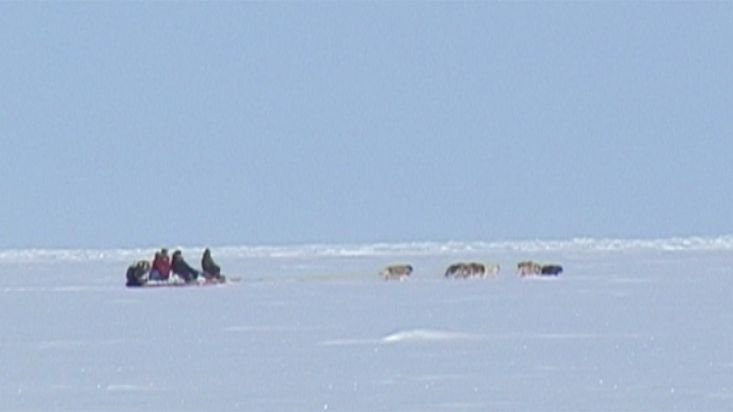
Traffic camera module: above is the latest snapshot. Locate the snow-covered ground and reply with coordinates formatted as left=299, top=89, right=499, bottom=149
left=1, top=238, right=731, bottom=411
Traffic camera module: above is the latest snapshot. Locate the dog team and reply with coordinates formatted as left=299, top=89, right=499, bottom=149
left=380, top=261, right=563, bottom=281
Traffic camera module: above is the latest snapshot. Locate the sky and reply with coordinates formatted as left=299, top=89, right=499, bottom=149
left=1, top=2, right=732, bottom=249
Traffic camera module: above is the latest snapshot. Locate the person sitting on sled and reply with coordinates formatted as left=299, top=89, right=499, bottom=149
left=201, top=248, right=224, bottom=281
left=171, top=250, right=200, bottom=283
left=126, top=260, right=150, bottom=287
left=149, top=248, right=171, bottom=281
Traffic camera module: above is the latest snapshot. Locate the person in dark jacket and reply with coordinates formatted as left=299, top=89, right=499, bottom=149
left=201, top=248, right=223, bottom=280
left=171, top=250, right=200, bottom=283
left=126, top=260, right=150, bottom=287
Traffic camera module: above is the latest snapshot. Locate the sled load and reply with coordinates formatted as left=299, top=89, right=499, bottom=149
left=125, top=248, right=230, bottom=288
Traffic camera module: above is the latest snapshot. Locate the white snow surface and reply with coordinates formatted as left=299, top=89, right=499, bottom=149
left=1, top=237, right=732, bottom=411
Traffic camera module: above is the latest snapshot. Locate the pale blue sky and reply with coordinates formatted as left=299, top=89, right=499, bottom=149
left=1, top=2, right=731, bottom=248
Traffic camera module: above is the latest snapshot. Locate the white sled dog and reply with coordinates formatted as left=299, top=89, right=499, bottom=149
left=381, top=264, right=413, bottom=281
left=516, top=261, right=542, bottom=276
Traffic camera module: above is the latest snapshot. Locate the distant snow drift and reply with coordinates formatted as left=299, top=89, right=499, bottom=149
left=1, top=235, right=733, bottom=263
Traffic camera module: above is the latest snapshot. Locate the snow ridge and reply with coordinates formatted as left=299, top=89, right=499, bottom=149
left=1, top=235, right=732, bottom=263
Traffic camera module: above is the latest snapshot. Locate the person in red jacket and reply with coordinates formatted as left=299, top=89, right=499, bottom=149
left=149, top=248, right=171, bottom=281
